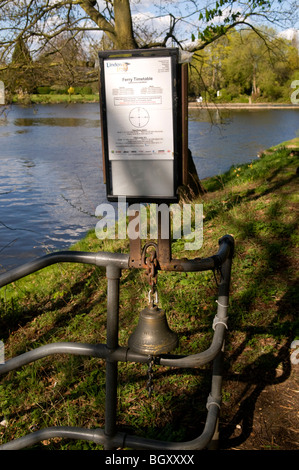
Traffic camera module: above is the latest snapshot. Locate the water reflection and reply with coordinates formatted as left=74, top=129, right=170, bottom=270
left=15, top=129, right=30, bottom=134
left=0, top=103, right=104, bottom=272
left=189, top=107, right=233, bottom=125
left=14, top=117, right=101, bottom=127
left=189, top=108, right=299, bottom=179
left=21, top=158, right=35, bottom=168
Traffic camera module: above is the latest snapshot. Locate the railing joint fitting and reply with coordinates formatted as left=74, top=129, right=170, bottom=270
left=206, top=393, right=221, bottom=410
left=212, top=314, right=228, bottom=331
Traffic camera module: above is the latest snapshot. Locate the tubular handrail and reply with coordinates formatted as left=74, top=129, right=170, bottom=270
left=0, top=234, right=234, bottom=288
left=0, top=405, right=220, bottom=451
left=0, top=320, right=227, bottom=376
left=0, top=251, right=130, bottom=288
left=0, top=426, right=110, bottom=450
left=0, top=235, right=234, bottom=450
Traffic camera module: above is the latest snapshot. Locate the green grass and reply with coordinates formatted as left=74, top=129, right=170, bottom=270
left=12, top=93, right=99, bottom=104
left=0, top=140, right=298, bottom=449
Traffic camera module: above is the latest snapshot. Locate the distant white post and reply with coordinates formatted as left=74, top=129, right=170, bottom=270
left=0, top=81, right=5, bottom=105
left=0, top=340, right=4, bottom=364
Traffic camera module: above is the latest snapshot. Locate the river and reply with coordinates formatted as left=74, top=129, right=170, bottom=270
left=0, top=103, right=298, bottom=272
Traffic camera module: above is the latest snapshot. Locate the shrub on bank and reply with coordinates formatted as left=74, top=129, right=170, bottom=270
left=74, top=86, right=93, bottom=95
left=34, top=85, right=94, bottom=96
left=36, top=86, right=52, bottom=94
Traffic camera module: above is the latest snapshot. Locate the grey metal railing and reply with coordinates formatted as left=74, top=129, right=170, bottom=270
left=0, top=235, right=234, bottom=450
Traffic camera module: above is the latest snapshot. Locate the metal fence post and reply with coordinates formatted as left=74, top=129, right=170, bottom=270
left=0, top=236, right=234, bottom=450
left=104, top=265, right=121, bottom=449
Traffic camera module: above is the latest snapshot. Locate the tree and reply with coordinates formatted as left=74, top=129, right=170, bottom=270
left=0, top=0, right=297, bottom=63
left=220, top=28, right=299, bottom=101
left=35, top=31, right=92, bottom=89
left=1, top=1, right=297, bottom=96
left=11, top=37, right=32, bottom=65
left=6, top=37, right=36, bottom=94
left=189, top=34, right=230, bottom=98
left=189, top=25, right=299, bottom=102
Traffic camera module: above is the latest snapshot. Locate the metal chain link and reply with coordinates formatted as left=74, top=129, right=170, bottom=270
left=142, top=244, right=159, bottom=396
left=142, top=242, right=159, bottom=307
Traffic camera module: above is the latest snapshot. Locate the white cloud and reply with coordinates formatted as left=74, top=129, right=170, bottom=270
left=132, top=11, right=173, bottom=44
left=278, top=28, right=299, bottom=41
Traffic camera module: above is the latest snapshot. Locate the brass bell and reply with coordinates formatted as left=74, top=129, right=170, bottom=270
left=128, top=305, right=178, bottom=356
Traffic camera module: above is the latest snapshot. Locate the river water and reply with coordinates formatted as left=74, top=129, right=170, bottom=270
left=0, top=103, right=298, bottom=272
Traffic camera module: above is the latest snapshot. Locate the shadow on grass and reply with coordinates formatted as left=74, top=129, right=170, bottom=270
left=0, top=147, right=298, bottom=449
left=220, top=280, right=297, bottom=449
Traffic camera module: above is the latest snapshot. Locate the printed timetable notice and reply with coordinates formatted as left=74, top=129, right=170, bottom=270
left=103, top=56, right=174, bottom=161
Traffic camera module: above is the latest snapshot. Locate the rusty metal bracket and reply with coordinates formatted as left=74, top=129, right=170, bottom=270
left=129, top=236, right=143, bottom=268
left=129, top=207, right=172, bottom=271
left=141, top=242, right=159, bottom=289
left=128, top=208, right=234, bottom=277
left=128, top=209, right=144, bottom=269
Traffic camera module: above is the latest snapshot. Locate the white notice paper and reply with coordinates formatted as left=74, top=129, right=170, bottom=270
left=104, top=56, right=174, bottom=161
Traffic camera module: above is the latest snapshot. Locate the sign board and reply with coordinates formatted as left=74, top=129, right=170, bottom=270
left=98, top=48, right=181, bottom=202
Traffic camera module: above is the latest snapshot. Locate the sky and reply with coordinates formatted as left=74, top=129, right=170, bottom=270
left=126, top=0, right=299, bottom=48
left=1, top=0, right=298, bottom=60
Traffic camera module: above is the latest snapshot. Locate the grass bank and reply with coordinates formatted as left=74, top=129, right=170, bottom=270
left=189, top=102, right=299, bottom=110
left=12, top=93, right=99, bottom=104
left=0, top=140, right=298, bottom=450
left=12, top=94, right=299, bottom=107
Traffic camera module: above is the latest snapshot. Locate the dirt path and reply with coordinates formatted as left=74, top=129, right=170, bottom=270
left=220, top=361, right=298, bottom=450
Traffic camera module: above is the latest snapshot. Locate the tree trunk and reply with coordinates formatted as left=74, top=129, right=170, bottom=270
left=114, top=0, right=138, bottom=49
left=80, top=0, right=138, bottom=50
left=178, top=150, right=206, bottom=201
left=252, top=63, right=257, bottom=95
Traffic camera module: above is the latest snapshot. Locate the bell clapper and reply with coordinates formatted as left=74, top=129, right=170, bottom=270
left=148, top=287, right=159, bottom=308
left=145, top=248, right=159, bottom=397
left=146, top=355, right=155, bottom=397
left=146, top=258, right=158, bottom=397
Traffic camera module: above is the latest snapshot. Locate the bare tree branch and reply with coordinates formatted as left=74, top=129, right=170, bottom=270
left=0, top=1, right=297, bottom=63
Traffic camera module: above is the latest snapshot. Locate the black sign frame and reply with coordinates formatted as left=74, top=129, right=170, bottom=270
left=98, top=48, right=182, bottom=203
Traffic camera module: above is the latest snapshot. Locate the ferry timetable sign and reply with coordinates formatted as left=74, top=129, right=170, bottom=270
left=98, top=48, right=182, bottom=203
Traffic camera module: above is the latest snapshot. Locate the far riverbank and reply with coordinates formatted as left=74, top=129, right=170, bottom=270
left=10, top=92, right=299, bottom=108
left=189, top=102, right=299, bottom=110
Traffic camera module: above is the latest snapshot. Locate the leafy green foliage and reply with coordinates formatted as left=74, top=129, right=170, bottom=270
left=189, top=27, right=299, bottom=102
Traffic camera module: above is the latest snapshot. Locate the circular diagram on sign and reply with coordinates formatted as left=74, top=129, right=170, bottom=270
left=129, top=107, right=150, bottom=128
